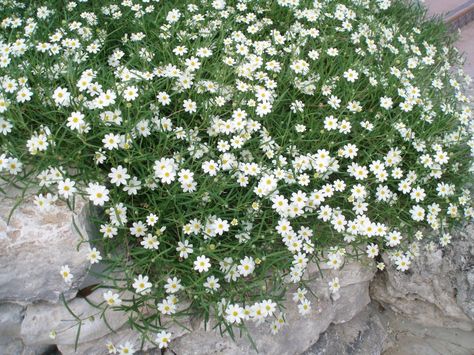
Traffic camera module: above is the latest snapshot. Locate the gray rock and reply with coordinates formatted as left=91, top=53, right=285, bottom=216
left=167, top=260, right=376, bottom=355
left=0, top=303, right=25, bottom=338
left=0, top=184, right=92, bottom=304
left=57, top=325, right=155, bottom=355
left=0, top=338, right=24, bottom=355
left=58, top=318, right=190, bottom=355
left=47, top=260, right=374, bottom=355
left=303, top=303, right=388, bottom=355
left=381, top=305, right=474, bottom=355
left=370, top=227, right=474, bottom=331
left=0, top=303, right=25, bottom=355
left=21, top=287, right=130, bottom=346
left=452, top=224, right=474, bottom=322
left=365, top=224, right=474, bottom=354
left=299, top=224, right=474, bottom=355
left=0, top=302, right=56, bottom=355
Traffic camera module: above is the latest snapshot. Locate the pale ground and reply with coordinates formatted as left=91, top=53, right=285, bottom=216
left=456, top=21, right=474, bottom=77
left=424, top=0, right=472, bottom=16
left=424, top=0, right=474, bottom=77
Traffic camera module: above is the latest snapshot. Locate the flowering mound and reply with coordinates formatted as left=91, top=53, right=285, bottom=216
left=1, top=0, right=473, bottom=351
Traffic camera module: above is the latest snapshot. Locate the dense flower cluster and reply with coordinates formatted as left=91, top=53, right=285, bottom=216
left=1, top=0, right=473, bottom=351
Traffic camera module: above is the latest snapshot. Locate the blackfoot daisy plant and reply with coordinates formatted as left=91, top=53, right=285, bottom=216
left=1, top=0, right=473, bottom=352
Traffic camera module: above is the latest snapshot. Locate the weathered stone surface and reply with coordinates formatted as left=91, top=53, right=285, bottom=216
left=165, top=260, right=375, bottom=355
left=381, top=305, right=474, bottom=355
left=0, top=338, right=24, bottom=355
left=0, top=301, right=56, bottom=355
left=451, top=224, right=474, bottom=322
left=58, top=317, right=190, bottom=355
left=383, top=336, right=473, bottom=355
left=21, top=288, right=130, bottom=346
left=303, top=298, right=474, bottom=355
left=0, top=303, right=26, bottom=355
left=0, top=303, right=25, bottom=338
left=371, top=225, right=474, bottom=331
left=0, top=184, right=91, bottom=304
left=57, top=325, right=155, bottom=355
left=303, top=303, right=388, bottom=355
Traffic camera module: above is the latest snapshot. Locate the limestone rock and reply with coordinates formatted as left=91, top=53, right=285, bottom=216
left=303, top=303, right=388, bottom=355
left=0, top=184, right=92, bottom=304
left=166, top=260, right=375, bottom=355
left=371, top=224, right=474, bottom=331
left=451, top=224, right=474, bottom=322
left=57, top=325, right=155, bottom=355
left=0, top=303, right=56, bottom=355
left=21, top=287, right=130, bottom=346
left=381, top=305, right=474, bottom=355
left=0, top=303, right=25, bottom=338
left=58, top=317, right=190, bottom=355
left=55, top=260, right=375, bottom=355
left=0, top=303, right=26, bottom=355
left=0, top=338, right=24, bottom=355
